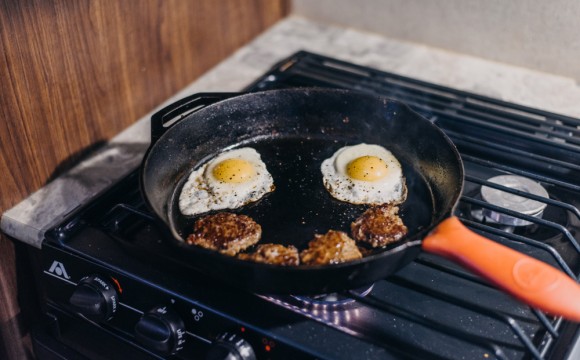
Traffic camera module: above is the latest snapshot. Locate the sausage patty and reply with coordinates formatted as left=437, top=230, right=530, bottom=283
left=300, top=230, right=362, bottom=265
left=351, top=205, right=408, bottom=247
left=186, top=212, right=261, bottom=256
left=238, top=244, right=300, bottom=266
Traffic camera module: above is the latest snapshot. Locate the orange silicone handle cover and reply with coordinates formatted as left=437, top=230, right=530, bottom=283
left=422, top=216, right=580, bottom=322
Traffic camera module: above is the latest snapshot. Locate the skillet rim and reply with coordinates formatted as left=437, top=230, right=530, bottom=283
left=140, top=88, right=465, bottom=271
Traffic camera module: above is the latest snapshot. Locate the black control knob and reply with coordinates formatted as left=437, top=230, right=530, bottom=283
left=69, top=274, right=119, bottom=322
left=134, top=305, right=186, bottom=355
left=206, top=333, right=256, bottom=360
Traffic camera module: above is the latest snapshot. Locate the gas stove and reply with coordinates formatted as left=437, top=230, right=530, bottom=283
left=32, top=51, right=580, bottom=359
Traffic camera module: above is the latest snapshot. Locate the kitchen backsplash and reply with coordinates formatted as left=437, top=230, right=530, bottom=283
left=293, top=0, right=580, bottom=81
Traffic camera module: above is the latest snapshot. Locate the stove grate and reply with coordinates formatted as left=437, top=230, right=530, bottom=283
left=244, top=51, right=580, bottom=359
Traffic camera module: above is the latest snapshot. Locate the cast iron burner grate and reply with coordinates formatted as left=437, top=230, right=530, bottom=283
left=245, top=51, right=580, bottom=359
left=54, top=51, right=580, bottom=360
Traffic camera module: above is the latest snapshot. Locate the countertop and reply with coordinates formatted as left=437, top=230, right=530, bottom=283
left=3, top=16, right=580, bottom=248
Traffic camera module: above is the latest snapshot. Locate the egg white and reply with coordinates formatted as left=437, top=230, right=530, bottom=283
left=179, top=147, right=274, bottom=216
left=321, top=143, right=406, bottom=205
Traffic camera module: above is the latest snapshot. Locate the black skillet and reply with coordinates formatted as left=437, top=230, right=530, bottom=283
left=141, top=89, right=580, bottom=321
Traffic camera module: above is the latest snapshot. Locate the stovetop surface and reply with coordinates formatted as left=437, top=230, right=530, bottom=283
left=47, top=51, right=580, bottom=360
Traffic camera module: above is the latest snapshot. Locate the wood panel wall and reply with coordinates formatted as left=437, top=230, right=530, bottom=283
left=0, top=1, right=289, bottom=358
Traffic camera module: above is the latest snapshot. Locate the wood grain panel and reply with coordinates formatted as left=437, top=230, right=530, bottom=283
left=0, top=1, right=288, bottom=358
left=0, top=0, right=287, bottom=207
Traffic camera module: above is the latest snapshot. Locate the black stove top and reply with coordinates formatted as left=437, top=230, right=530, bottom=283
left=37, top=51, right=580, bottom=360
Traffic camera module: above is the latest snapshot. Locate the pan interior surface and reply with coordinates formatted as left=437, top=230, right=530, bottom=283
left=168, top=135, right=435, bottom=255
left=142, top=89, right=463, bottom=292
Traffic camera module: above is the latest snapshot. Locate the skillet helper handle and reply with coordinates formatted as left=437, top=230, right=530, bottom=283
left=150, top=92, right=240, bottom=142
left=422, top=216, right=580, bottom=322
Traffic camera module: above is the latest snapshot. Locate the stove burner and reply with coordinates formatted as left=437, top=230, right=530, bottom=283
left=480, top=175, right=549, bottom=226
left=291, top=284, right=374, bottom=311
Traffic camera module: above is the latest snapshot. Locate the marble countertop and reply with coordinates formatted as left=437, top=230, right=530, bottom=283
left=3, top=16, right=580, bottom=248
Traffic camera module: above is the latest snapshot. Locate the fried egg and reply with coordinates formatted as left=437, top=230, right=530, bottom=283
left=321, top=143, right=406, bottom=205
left=179, top=147, right=274, bottom=216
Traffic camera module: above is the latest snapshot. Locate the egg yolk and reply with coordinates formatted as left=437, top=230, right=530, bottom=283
left=212, top=159, right=256, bottom=183
left=346, top=156, right=388, bottom=181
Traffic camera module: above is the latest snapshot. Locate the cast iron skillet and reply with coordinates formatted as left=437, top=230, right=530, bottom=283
left=141, top=88, right=580, bottom=321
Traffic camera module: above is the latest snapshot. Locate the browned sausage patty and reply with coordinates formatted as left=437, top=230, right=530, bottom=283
left=238, top=244, right=300, bottom=266
left=300, top=230, right=362, bottom=265
left=351, top=205, right=408, bottom=247
left=186, top=212, right=261, bottom=256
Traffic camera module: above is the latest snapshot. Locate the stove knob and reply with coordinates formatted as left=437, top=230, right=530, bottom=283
left=134, top=305, right=186, bottom=355
left=69, top=274, right=119, bottom=322
left=206, top=333, right=256, bottom=360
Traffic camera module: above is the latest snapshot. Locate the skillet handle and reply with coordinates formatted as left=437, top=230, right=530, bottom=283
left=422, top=216, right=580, bottom=322
left=150, top=92, right=240, bottom=142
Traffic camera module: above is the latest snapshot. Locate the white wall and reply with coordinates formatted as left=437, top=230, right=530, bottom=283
left=293, top=0, right=580, bottom=80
